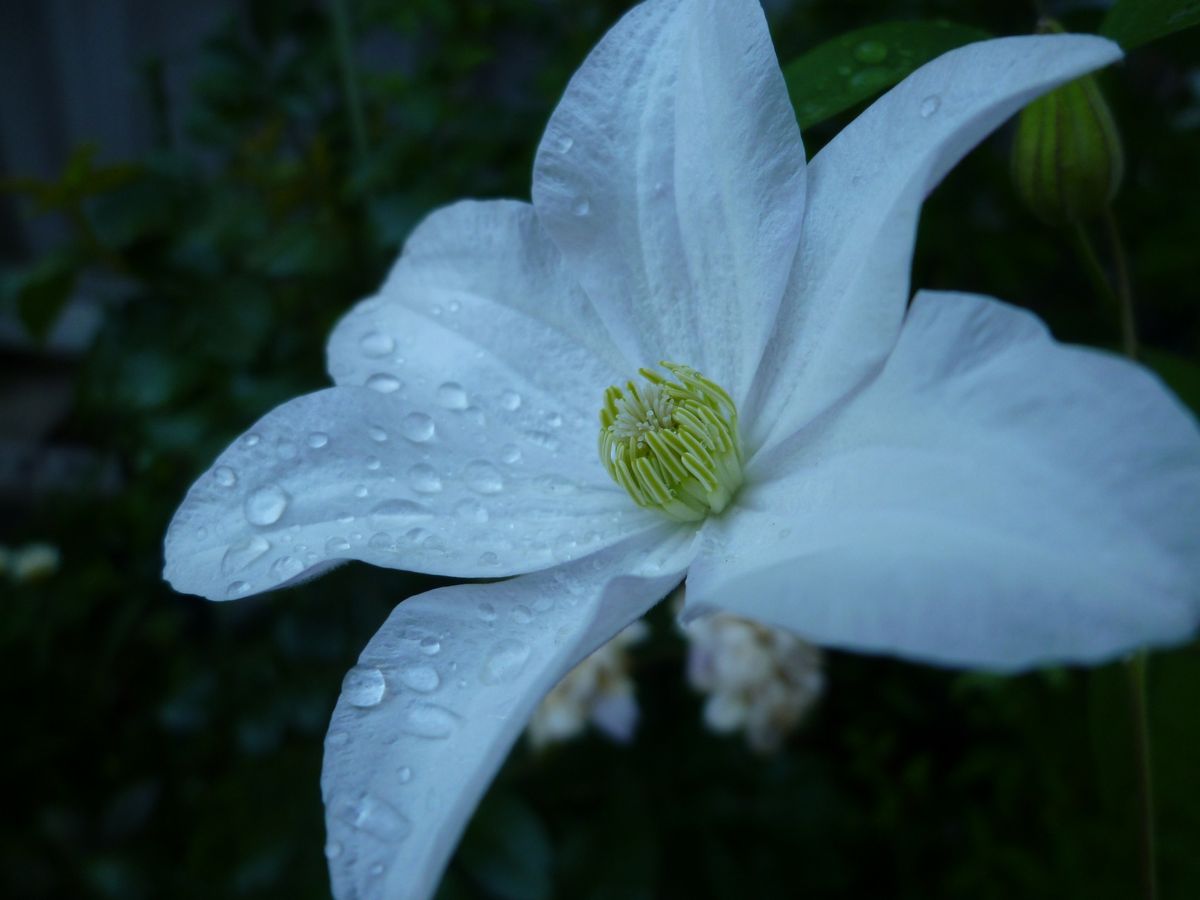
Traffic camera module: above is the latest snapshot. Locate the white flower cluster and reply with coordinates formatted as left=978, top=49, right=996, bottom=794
left=682, top=613, right=824, bottom=755
left=0, top=542, right=61, bottom=584
left=527, top=621, right=648, bottom=750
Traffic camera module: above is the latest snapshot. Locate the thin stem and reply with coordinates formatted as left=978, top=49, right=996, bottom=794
left=330, top=0, right=368, bottom=164
left=1127, top=653, right=1158, bottom=900
left=1071, top=222, right=1119, bottom=312
left=1104, top=209, right=1138, bottom=359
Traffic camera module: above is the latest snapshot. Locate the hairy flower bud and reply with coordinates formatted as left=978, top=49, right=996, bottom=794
left=1011, top=20, right=1124, bottom=225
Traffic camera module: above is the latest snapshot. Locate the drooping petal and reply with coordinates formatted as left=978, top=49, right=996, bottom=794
left=745, top=33, right=1123, bottom=455
left=163, top=387, right=663, bottom=600
left=688, top=291, right=1200, bottom=670
left=532, top=0, right=806, bottom=405
left=321, top=529, right=695, bottom=900
left=328, top=200, right=631, bottom=420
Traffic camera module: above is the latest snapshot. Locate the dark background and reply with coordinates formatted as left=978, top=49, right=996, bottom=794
left=2, top=1, right=1198, bottom=897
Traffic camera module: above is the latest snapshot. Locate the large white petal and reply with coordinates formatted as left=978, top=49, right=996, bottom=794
left=164, top=387, right=662, bottom=600
left=745, top=34, right=1123, bottom=455
left=532, top=0, right=806, bottom=405
left=328, top=199, right=631, bottom=416
left=688, top=291, right=1200, bottom=670
left=321, top=528, right=695, bottom=900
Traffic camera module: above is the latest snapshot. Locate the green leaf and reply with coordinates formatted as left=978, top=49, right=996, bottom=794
left=1, top=251, right=79, bottom=340
left=783, top=21, right=991, bottom=131
left=1102, top=0, right=1200, bottom=50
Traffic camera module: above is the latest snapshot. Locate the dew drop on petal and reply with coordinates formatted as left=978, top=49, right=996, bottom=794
left=326, top=536, right=351, bottom=554
left=397, top=703, right=459, bottom=739
left=418, top=636, right=441, bottom=656
left=464, top=460, right=503, bottom=494
left=335, top=793, right=411, bottom=843
left=919, top=94, right=941, bottom=118
left=227, top=580, right=251, bottom=596
left=396, top=766, right=412, bottom=783
left=366, top=374, right=402, bottom=394
left=324, top=842, right=343, bottom=860
left=308, top=432, right=329, bottom=449
left=368, top=425, right=388, bottom=442
left=398, top=664, right=440, bottom=693
left=477, top=602, right=497, bottom=622
left=270, top=555, right=304, bottom=582
left=454, top=498, right=489, bottom=524
left=360, top=331, right=396, bottom=357
left=477, top=551, right=500, bottom=567
left=244, top=484, right=290, bottom=526
left=572, top=196, right=590, bottom=216
left=354, top=484, right=369, bottom=499
left=400, top=412, right=435, bottom=443
left=221, top=535, right=271, bottom=575
left=370, top=499, right=432, bottom=523
left=214, top=466, right=238, bottom=488
left=436, top=382, right=468, bottom=410
left=368, top=532, right=394, bottom=551
left=481, top=639, right=531, bottom=685
left=499, top=390, right=521, bottom=411
left=342, top=665, right=387, bottom=707
left=242, top=433, right=261, bottom=448
left=408, top=464, right=442, bottom=493
left=365, top=456, right=382, bottom=471
left=500, top=444, right=522, bottom=464
left=511, top=605, right=533, bottom=625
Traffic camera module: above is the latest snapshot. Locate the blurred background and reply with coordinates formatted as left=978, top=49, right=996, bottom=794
left=2, top=0, right=1199, bottom=897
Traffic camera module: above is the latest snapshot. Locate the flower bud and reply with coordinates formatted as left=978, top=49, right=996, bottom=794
left=1011, top=19, right=1124, bottom=225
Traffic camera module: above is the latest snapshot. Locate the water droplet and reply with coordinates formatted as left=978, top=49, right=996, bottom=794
left=342, top=665, right=386, bottom=707
left=400, top=412, right=435, bottom=442
left=270, top=555, right=304, bottom=582
left=436, top=382, right=468, bottom=410
left=558, top=134, right=574, bottom=153
left=214, top=466, right=237, bottom=488
left=360, top=331, right=395, bottom=357
left=572, top=196, right=591, bottom=216
left=366, top=373, right=402, bottom=393
left=397, top=766, right=412, bottom=783
left=366, top=456, right=382, bottom=471
left=446, top=300, right=460, bottom=314
left=544, top=411, right=563, bottom=428
left=453, top=498, right=489, bottom=524
left=326, top=536, right=351, bottom=554
left=464, top=460, right=503, bottom=494
left=919, top=94, right=941, bottom=118
left=553, top=534, right=578, bottom=561
left=477, top=602, right=497, bottom=622
left=242, top=433, right=261, bottom=448
left=511, top=605, right=533, bottom=625
left=368, top=425, right=388, bottom=442
left=354, top=484, right=369, bottom=499
left=408, top=464, right=442, bottom=493
left=244, top=484, right=290, bottom=526
left=398, top=664, right=440, bottom=693
left=369, top=863, right=385, bottom=877
left=418, top=636, right=441, bottom=656
left=368, top=532, right=394, bottom=551
left=335, top=793, right=411, bottom=843
left=221, top=535, right=271, bottom=574
left=227, top=580, right=251, bottom=596
left=499, top=390, right=521, bottom=411
left=327, top=730, right=350, bottom=747
left=525, top=431, right=560, bottom=452
left=500, top=444, right=522, bottom=464
left=308, top=432, right=329, bottom=449
left=397, top=703, right=459, bottom=739
left=324, top=841, right=343, bottom=860
left=481, top=639, right=531, bottom=685
left=370, top=499, right=432, bottom=524
left=849, top=67, right=889, bottom=91
left=854, top=40, right=888, bottom=64
left=478, top=551, right=500, bottom=567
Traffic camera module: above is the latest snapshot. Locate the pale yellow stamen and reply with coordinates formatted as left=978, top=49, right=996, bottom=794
left=598, top=362, right=743, bottom=522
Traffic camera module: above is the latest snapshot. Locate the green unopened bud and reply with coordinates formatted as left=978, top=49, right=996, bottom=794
left=1011, top=19, right=1124, bottom=226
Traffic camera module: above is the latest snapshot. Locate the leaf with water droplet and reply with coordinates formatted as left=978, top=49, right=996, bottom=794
left=782, top=21, right=989, bottom=129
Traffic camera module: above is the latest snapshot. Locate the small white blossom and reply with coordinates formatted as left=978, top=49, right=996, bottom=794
left=12, top=543, right=61, bottom=583
left=528, top=621, right=648, bottom=749
left=683, top=613, right=823, bottom=754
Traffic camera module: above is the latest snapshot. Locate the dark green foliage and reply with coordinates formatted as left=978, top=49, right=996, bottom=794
left=2, top=1, right=1198, bottom=898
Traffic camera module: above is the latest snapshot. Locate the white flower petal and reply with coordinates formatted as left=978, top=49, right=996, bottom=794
left=321, top=529, right=694, bottom=900
left=328, top=200, right=630, bottom=424
left=164, top=387, right=663, bottom=600
left=532, top=0, right=806, bottom=404
left=688, top=291, right=1200, bottom=670
left=746, top=34, right=1123, bottom=454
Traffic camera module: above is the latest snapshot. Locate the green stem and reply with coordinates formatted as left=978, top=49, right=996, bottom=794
left=330, top=0, right=368, bottom=163
left=1070, top=222, right=1119, bottom=313
left=1127, top=653, right=1158, bottom=900
left=1104, top=209, right=1138, bottom=359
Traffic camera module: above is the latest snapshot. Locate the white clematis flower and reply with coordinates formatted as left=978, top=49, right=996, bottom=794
left=163, top=0, right=1200, bottom=897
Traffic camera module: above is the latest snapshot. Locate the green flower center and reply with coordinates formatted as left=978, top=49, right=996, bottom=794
left=598, top=362, right=743, bottom=523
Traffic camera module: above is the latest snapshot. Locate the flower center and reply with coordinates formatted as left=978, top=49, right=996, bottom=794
left=598, top=362, right=743, bottom=522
